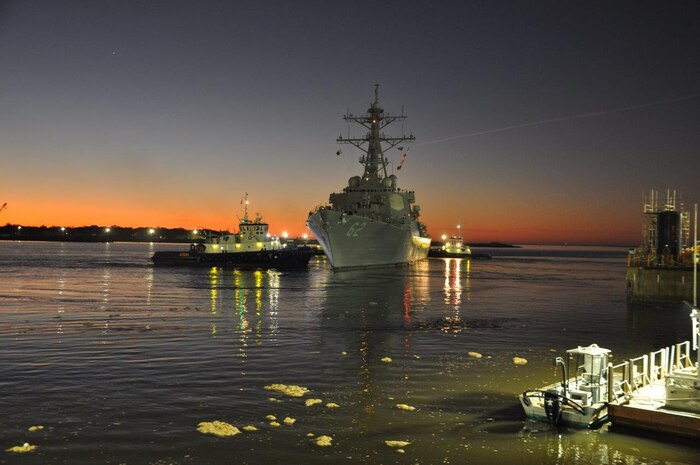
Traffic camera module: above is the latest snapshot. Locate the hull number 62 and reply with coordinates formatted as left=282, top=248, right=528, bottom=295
left=346, top=222, right=367, bottom=237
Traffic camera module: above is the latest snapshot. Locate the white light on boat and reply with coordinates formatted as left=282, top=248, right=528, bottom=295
left=266, top=233, right=271, bottom=238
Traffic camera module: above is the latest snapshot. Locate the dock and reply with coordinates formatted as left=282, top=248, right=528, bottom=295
left=607, top=339, right=700, bottom=439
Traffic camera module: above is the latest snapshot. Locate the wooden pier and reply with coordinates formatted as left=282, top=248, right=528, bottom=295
left=606, top=341, right=700, bottom=439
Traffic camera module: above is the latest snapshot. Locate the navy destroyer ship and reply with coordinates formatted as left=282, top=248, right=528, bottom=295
left=307, top=86, right=431, bottom=270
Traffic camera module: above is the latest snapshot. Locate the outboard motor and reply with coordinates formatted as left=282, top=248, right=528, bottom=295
left=544, top=391, right=562, bottom=426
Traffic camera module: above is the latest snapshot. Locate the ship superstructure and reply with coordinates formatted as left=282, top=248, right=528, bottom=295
left=307, top=86, right=431, bottom=269
left=626, top=189, right=698, bottom=302
left=630, top=189, right=691, bottom=267
left=199, top=194, right=282, bottom=254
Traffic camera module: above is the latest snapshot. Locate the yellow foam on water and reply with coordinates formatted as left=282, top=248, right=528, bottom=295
left=283, top=417, right=296, bottom=425
left=305, top=398, right=322, bottom=407
left=28, top=425, right=44, bottom=432
left=315, top=435, right=333, bottom=446
left=197, top=421, right=240, bottom=437
left=306, top=432, right=315, bottom=437
left=385, top=440, right=411, bottom=448
left=270, top=421, right=281, bottom=427
left=468, top=351, right=482, bottom=358
left=268, top=397, right=282, bottom=403
left=396, top=404, right=416, bottom=411
left=6, top=443, right=37, bottom=453
left=242, top=425, right=258, bottom=432
left=265, top=415, right=277, bottom=421
left=326, top=403, right=340, bottom=408
left=513, top=357, right=528, bottom=365
left=264, top=384, right=310, bottom=397
left=381, top=357, right=392, bottom=363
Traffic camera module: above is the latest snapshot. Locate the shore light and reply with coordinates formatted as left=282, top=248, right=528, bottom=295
left=105, top=227, right=111, bottom=233
left=148, top=228, right=155, bottom=234
left=441, top=234, right=447, bottom=241
left=302, top=233, right=308, bottom=240
left=61, top=227, right=66, bottom=232
left=193, top=229, right=198, bottom=235
left=282, top=231, right=289, bottom=239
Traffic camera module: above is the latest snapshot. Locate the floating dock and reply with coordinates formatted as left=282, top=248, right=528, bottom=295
left=607, top=339, right=700, bottom=439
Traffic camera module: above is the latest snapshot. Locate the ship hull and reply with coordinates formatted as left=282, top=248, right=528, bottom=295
left=307, top=209, right=430, bottom=270
left=152, top=247, right=315, bottom=270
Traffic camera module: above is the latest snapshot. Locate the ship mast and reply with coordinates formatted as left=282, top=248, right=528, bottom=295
left=241, top=192, right=250, bottom=223
left=337, top=85, right=415, bottom=183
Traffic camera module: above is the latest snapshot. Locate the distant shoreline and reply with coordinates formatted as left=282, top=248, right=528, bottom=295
left=469, top=242, right=520, bottom=248
left=0, top=224, right=225, bottom=244
left=3, top=225, right=524, bottom=248
left=1, top=225, right=632, bottom=248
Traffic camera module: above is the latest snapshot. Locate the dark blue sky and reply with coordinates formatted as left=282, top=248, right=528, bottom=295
left=1, top=0, right=699, bottom=243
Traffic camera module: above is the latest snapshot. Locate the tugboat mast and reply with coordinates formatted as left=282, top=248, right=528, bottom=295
left=337, top=84, right=415, bottom=183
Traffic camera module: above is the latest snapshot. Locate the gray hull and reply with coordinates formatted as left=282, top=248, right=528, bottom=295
left=307, top=209, right=430, bottom=270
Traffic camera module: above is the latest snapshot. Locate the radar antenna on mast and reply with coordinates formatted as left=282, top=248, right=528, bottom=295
left=336, top=84, right=415, bottom=181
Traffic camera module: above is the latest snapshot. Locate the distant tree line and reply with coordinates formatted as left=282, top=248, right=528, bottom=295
left=0, top=224, right=230, bottom=243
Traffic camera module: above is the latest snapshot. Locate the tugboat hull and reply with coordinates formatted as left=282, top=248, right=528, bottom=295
left=152, top=247, right=315, bottom=269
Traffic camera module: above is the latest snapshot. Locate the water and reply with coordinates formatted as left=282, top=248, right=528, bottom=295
left=0, top=241, right=696, bottom=464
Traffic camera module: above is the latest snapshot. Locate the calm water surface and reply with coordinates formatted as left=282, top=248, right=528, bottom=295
left=0, top=242, right=696, bottom=464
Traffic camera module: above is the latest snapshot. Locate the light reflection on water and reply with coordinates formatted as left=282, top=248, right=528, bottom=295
left=0, top=241, right=696, bottom=465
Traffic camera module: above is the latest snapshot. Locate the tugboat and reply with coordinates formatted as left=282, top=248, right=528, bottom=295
left=307, top=85, right=431, bottom=269
left=152, top=194, right=314, bottom=269
left=429, top=225, right=472, bottom=258
left=519, top=344, right=611, bottom=428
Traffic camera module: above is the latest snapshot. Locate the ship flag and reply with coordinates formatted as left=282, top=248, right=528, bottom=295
left=396, top=148, right=410, bottom=170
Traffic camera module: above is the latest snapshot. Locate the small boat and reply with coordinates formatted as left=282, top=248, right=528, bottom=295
left=519, top=344, right=611, bottom=428
left=152, top=195, right=314, bottom=270
left=429, top=225, right=491, bottom=259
